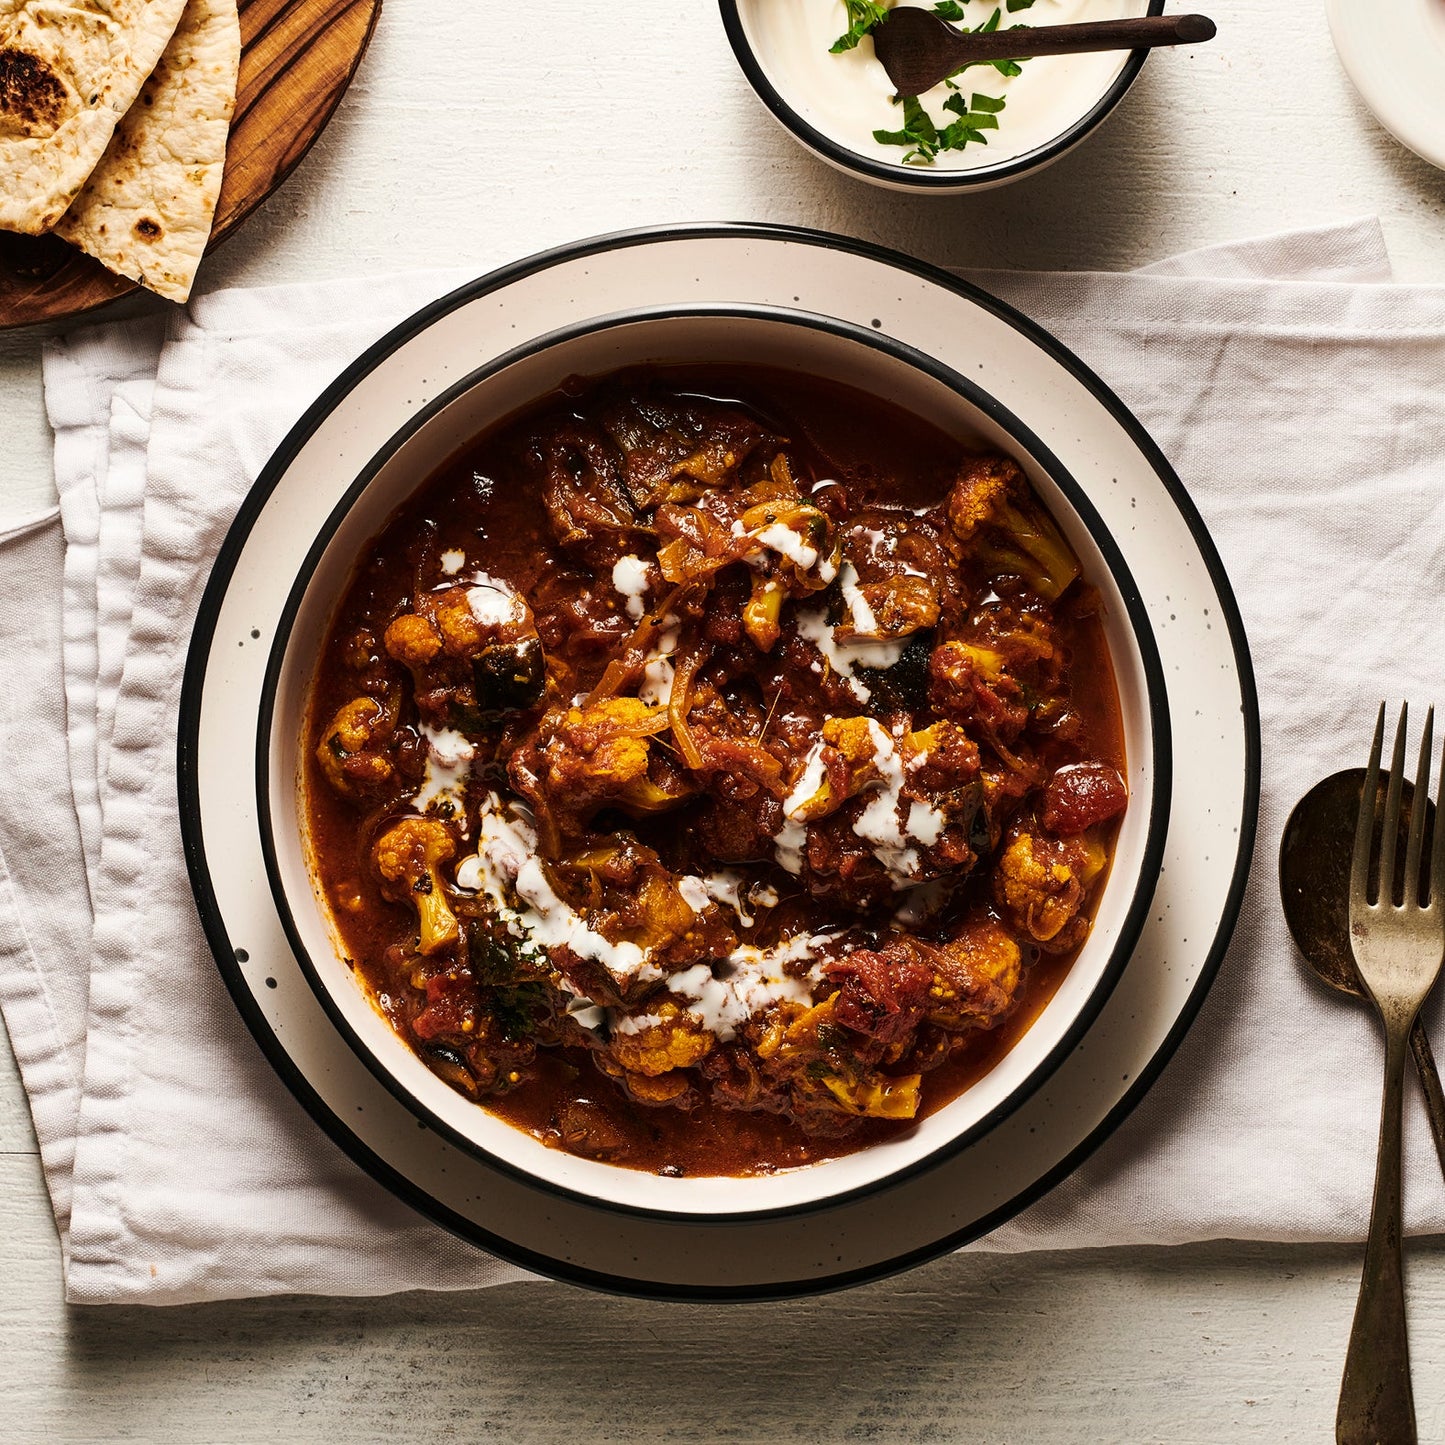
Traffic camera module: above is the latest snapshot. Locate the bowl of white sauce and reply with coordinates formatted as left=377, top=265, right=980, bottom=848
left=721, top=0, right=1158, bottom=191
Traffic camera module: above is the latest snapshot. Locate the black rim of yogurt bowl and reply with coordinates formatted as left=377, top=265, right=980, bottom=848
left=251, top=301, right=1171, bottom=1225
left=717, top=0, right=1165, bottom=190
left=176, top=223, right=1259, bottom=1298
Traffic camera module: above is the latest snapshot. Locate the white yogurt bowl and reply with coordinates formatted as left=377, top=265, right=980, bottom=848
left=259, top=303, right=1170, bottom=1221
left=721, top=0, right=1158, bottom=191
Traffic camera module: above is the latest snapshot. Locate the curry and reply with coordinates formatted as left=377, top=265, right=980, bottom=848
left=303, top=366, right=1127, bottom=1177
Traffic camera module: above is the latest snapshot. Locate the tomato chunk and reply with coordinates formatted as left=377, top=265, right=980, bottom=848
left=1041, top=762, right=1128, bottom=835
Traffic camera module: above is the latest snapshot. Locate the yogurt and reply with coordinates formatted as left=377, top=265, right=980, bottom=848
left=738, top=0, right=1144, bottom=172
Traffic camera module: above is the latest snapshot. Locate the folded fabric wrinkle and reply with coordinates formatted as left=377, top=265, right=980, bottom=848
left=4, top=217, right=1445, bottom=1305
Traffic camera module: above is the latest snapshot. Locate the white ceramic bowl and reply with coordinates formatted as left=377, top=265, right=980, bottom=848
left=259, top=304, right=1170, bottom=1220
left=1328, top=0, right=1445, bottom=173
left=720, top=0, right=1158, bottom=192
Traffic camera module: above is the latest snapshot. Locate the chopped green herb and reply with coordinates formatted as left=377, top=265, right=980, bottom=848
left=830, top=0, right=891, bottom=53
left=876, top=88, right=1006, bottom=163
left=873, top=93, right=942, bottom=165
left=946, top=7, right=1031, bottom=78
left=938, top=90, right=1003, bottom=147
left=833, top=0, right=1022, bottom=165
left=489, top=981, right=550, bottom=1043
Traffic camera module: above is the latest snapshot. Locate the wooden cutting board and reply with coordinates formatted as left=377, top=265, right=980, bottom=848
left=0, top=0, right=382, bottom=330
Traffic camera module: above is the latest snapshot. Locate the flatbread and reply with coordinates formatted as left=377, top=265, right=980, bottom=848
left=0, top=0, right=191, bottom=234
left=56, top=0, right=239, bottom=302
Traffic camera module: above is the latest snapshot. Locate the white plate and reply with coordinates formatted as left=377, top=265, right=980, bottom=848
left=262, top=305, right=1170, bottom=1220
left=179, top=226, right=1259, bottom=1298
left=1328, top=0, right=1445, bottom=171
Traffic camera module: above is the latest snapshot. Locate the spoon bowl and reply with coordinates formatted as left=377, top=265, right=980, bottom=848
left=1279, top=767, right=1445, bottom=1174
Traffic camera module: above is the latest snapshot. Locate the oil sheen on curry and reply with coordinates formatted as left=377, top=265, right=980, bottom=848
left=304, top=366, right=1128, bottom=1178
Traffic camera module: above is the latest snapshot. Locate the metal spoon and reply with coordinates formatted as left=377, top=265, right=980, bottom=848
left=871, top=8, right=1218, bottom=98
left=1279, top=767, right=1445, bottom=1179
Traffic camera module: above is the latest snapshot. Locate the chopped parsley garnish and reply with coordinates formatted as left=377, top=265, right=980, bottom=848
left=830, top=0, right=1029, bottom=166
left=874, top=90, right=1006, bottom=164
left=830, top=0, right=892, bottom=53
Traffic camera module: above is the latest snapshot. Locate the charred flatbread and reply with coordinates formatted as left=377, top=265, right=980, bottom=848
left=55, top=0, right=239, bottom=302
left=0, top=0, right=191, bottom=234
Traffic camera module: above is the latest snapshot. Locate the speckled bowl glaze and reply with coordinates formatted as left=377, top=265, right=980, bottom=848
left=719, top=0, right=1160, bottom=193
left=254, top=303, right=1169, bottom=1221
left=180, top=228, right=1255, bottom=1295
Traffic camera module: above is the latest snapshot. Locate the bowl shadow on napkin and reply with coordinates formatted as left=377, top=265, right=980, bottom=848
left=51, top=1239, right=1376, bottom=1433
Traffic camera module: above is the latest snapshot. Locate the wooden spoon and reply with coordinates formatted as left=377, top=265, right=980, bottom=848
left=872, top=8, right=1217, bottom=97
left=1279, top=767, right=1445, bottom=1181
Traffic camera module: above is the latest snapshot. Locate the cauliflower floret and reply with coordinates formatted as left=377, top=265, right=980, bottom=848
left=624, top=1071, right=693, bottom=1104
left=948, top=454, right=1080, bottom=602
left=544, top=698, right=659, bottom=801
left=434, top=594, right=492, bottom=656
left=822, top=715, right=879, bottom=773
left=823, top=1072, right=921, bottom=1120
left=373, top=817, right=460, bottom=956
left=771, top=995, right=923, bottom=1124
left=383, top=613, right=442, bottom=669
left=315, top=696, right=395, bottom=798
left=385, top=582, right=546, bottom=727
left=995, top=830, right=1106, bottom=951
left=781, top=715, right=886, bottom=825
left=928, top=914, right=1022, bottom=1030
left=509, top=697, right=679, bottom=848
left=610, top=1002, right=716, bottom=1077
left=947, top=454, right=1023, bottom=541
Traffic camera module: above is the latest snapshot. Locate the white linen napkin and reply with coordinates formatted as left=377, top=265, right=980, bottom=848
left=5, top=217, right=1445, bottom=1305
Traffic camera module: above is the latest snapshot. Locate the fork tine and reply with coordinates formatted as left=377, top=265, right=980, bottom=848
left=1405, top=706, right=1435, bottom=907
left=1353, top=703, right=1386, bottom=908
left=1378, top=704, right=1409, bottom=906
left=1433, top=720, right=1445, bottom=911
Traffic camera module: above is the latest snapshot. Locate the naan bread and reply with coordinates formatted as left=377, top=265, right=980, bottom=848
left=56, top=0, right=239, bottom=302
left=0, top=0, right=191, bottom=234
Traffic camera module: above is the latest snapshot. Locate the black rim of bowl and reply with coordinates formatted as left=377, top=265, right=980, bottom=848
left=177, top=222, right=1260, bottom=1299
left=717, top=0, right=1165, bottom=190
left=253, top=300, right=1172, bottom=1225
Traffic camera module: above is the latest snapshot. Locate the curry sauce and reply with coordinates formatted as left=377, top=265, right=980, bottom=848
left=304, top=367, right=1126, bottom=1177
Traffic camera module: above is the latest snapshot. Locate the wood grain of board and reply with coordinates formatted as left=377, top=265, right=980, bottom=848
left=0, top=0, right=381, bottom=330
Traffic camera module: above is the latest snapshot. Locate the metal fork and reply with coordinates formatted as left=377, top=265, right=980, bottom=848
left=1339, top=702, right=1445, bottom=1445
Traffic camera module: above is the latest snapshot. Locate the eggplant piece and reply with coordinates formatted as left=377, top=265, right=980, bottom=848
left=471, top=635, right=546, bottom=716
left=423, top=1044, right=480, bottom=1100
left=860, top=631, right=934, bottom=713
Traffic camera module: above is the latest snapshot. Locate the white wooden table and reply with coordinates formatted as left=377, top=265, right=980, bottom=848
left=5, top=3, right=1445, bottom=1438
